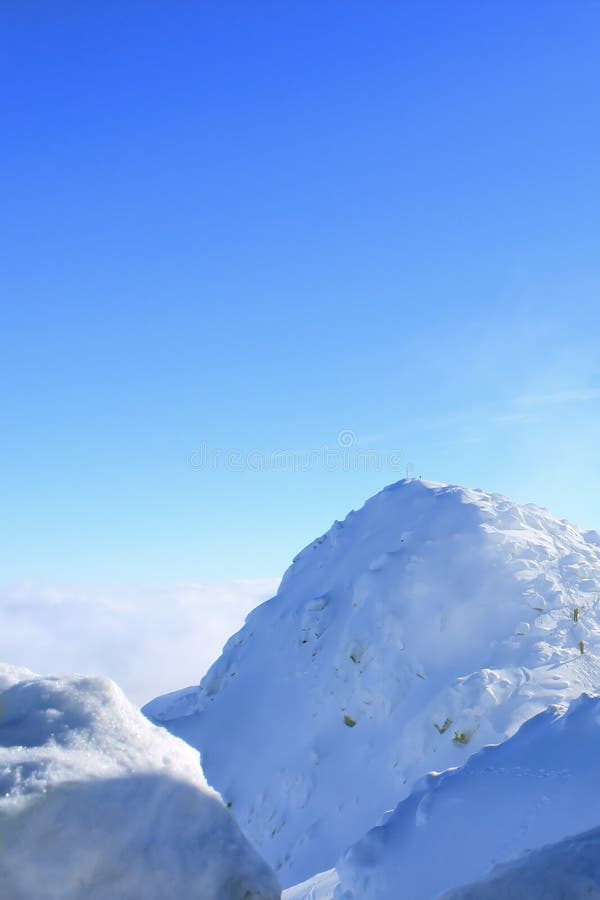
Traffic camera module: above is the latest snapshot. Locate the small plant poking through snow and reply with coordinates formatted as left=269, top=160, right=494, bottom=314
left=434, top=718, right=452, bottom=734
left=453, top=730, right=473, bottom=746
left=344, top=715, right=357, bottom=727
left=348, top=642, right=365, bottom=665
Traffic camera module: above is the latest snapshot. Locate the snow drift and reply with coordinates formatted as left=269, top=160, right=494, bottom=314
left=0, top=663, right=280, bottom=900
left=146, top=479, right=600, bottom=886
left=334, top=694, right=600, bottom=899
left=441, top=826, right=600, bottom=899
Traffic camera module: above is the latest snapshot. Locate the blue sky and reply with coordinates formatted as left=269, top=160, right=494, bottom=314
left=1, top=1, right=599, bottom=583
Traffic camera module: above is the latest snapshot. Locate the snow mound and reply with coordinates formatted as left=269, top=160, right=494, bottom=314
left=283, top=870, right=339, bottom=900
left=441, top=826, right=600, bottom=899
left=146, top=479, right=600, bottom=886
left=335, top=694, right=600, bottom=899
left=0, top=664, right=280, bottom=900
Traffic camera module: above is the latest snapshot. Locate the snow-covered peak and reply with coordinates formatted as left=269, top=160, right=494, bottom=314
left=146, top=479, right=600, bottom=886
left=0, top=664, right=280, bottom=900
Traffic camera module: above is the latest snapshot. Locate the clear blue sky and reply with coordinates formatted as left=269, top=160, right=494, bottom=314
left=2, top=1, right=599, bottom=582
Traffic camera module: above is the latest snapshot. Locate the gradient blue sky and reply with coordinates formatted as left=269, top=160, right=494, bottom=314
left=2, top=1, right=599, bottom=583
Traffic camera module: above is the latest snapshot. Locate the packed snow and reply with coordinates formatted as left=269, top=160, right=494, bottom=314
left=283, top=870, right=339, bottom=900
left=0, top=663, right=280, bottom=900
left=146, top=479, right=600, bottom=886
left=442, top=826, right=600, bottom=899
left=333, top=694, right=600, bottom=899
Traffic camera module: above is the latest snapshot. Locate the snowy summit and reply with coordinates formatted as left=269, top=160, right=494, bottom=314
left=146, top=479, right=600, bottom=889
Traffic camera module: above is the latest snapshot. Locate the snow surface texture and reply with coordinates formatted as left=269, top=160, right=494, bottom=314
left=0, top=664, right=280, bottom=900
left=283, top=870, right=339, bottom=900
left=442, top=826, right=600, bottom=899
left=147, top=480, right=600, bottom=886
left=334, top=695, right=600, bottom=899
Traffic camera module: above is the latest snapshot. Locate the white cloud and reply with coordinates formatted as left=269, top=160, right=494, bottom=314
left=490, top=411, right=539, bottom=426
left=517, top=388, right=600, bottom=408
left=0, top=579, right=278, bottom=706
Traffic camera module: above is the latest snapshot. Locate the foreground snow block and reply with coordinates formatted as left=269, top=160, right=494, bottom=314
left=0, top=664, right=280, bottom=900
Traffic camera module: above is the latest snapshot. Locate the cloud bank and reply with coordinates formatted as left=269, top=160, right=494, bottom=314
left=0, top=579, right=278, bottom=705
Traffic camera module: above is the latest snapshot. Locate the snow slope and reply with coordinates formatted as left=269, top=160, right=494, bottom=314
left=441, top=826, right=600, bottom=899
left=334, top=694, right=600, bottom=899
left=283, top=870, right=339, bottom=900
left=0, top=663, right=280, bottom=900
left=146, top=479, right=600, bottom=886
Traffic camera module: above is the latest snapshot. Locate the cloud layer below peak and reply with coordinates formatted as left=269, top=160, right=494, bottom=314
left=0, top=579, right=278, bottom=705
